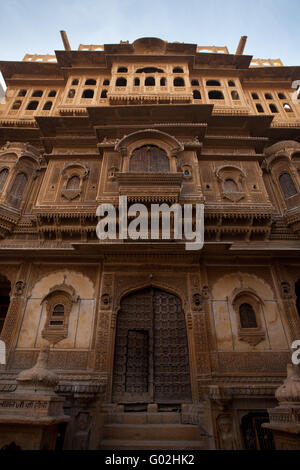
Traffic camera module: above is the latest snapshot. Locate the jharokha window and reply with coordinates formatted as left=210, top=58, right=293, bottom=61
left=279, top=172, right=298, bottom=199
left=239, top=303, right=258, bottom=329
left=8, top=172, right=28, bottom=208
left=129, top=145, right=170, bottom=173
left=49, top=304, right=65, bottom=326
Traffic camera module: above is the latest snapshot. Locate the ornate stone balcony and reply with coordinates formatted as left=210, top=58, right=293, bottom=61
left=116, top=172, right=183, bottom=204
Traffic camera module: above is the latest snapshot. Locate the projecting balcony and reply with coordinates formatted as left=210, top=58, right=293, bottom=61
left=116, top=172, right=183, bottom=204
left=107, top=85, right=193, bottom=105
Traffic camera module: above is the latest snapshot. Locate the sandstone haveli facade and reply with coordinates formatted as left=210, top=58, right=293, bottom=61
left=0, top=34, right=299, bottom=450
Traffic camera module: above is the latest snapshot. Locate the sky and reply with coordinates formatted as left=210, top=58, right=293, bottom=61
left=0, top=0, right=299, bottom=89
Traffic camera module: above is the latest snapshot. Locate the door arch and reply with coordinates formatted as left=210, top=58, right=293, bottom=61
left=112, top=287, right=192, bottom=404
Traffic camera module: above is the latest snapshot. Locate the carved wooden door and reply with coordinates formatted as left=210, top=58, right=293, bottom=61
left=112, top=288, right=191, bottom=404
left=153, top=289, right=191, bottom=402
left=129, top=145, right=170, bottom=172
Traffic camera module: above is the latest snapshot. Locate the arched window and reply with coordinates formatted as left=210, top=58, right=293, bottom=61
left=101, top=89, right=108, bottom=98
left=193, top=90, right=201, bottom=100
left=191, top=79, right=199, bottom=86
left=239, top=303, right=258, bottom=328
left=265, top=93, right=273, bottom=100
left=66, top=175, right=80, bottom=190
left=145, top=77, right=155, bottom=86
left=256, top=104, right=264, bottom=113
left=206, top=80, right=221, bottom=86
left=32, top=90, right=43, bottom=97
left=231, top=91, right=240, bottom=100
left=48, top=90, right=57, bottom=97
left=82, top=89, right=94, bottom=98
left=43, top=101, right=52, bottom=110
left=103, top=79, right=110, bottom=85
left=18, top=89, right=27, bottom=97
left=8, top=172, right=28, bottom=208
left=72, top=79, right=79, bottom=85
left=269, top=104, right=279, bottom=113
left=49, top=304, right=65, bottom=326
left=279, top=173, right=298, bottom=199
left=0, top=275, right=11, bottom=335
left=174, top=77, right=185, bottom=87
left=208, top=90, right=224, bottom=100
left=160, top=77, right=166, bottom=86
left=85, top=78, right=96, bottom=85
left=26, top=101, right=39, bottom=110
left=228, top=80, right=235, bottom=87
left=224, top=178, right=238, bottom=193
left=252, top=93, right=259, bottom=99
left=68, top=89, right=75, bottom=98
left=0, top=169, right=9, bottom=193
left=129, top=145, right=170, bottom=173
left=134, top=77, right=140, bottom=86
left=116, top=77, right=127, bottom=87
left=278, top=93, right=286, bottom=100
left=117, top=67, right=128, bottom=73
left=12, top=100, right=22, bottom=110
left=173, top=67, right=184, bottom=73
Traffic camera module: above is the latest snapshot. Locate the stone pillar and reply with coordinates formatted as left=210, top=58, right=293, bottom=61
left=263, top=364, right=300, bottom=450
left=0, top=345, right=69, bottom=450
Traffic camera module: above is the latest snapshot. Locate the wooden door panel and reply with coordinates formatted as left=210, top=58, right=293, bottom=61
left=112, top=288, right=191, bottom=404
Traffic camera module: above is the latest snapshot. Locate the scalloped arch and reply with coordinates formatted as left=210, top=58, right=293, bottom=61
left=212, top=271, right=274, bottom=301
left=115, top=129, right=184, bottom=157
left=114, top=280, right=188, bottom=313
left=30, top=270, right=95, bottom=299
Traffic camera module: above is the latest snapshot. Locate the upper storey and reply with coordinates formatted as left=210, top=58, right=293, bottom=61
left=0, top=36, right=299, bottom=126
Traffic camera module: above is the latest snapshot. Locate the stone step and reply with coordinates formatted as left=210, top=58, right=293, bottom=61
left=110, top=412, right=181, bottom=425
left=100, top=439, right=207, bottom=450
left=103, top=423, right=205, bottom=441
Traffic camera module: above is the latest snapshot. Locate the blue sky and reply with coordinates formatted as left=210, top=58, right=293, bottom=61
left=0, top=0, right=299, bottom=88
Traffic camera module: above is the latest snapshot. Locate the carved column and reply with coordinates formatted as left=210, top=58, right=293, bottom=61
left=272, top=264, right=300, bottom=342
left=0, top=262, right=30, bottom=364
left=189, top=274, right=212, bottom=399
left=94, top=273, right=114, bottom=402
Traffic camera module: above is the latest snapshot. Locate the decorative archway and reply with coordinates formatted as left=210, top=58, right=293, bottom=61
left=112, top=287, right=192, bottom=404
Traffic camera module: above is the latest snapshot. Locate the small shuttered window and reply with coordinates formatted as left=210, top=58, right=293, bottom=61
left=239, top=303, right=258, bottom=329
left=49, top=304, right=65, bottom=326
left=129, top=145, right=170, bottom=173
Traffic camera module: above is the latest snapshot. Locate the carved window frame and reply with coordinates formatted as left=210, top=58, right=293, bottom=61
left=115, top=129, right=184, bottom=173
left=232, top=290, right=266, bottom=347
left=61, top=163, right=89, bottom=201
left=41, top=284, right=78, bottom=344
left=216, top=166, right=246, bottom=202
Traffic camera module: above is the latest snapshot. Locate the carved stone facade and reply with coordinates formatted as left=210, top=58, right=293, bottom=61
left=0, top=36, right=299, bottom=450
